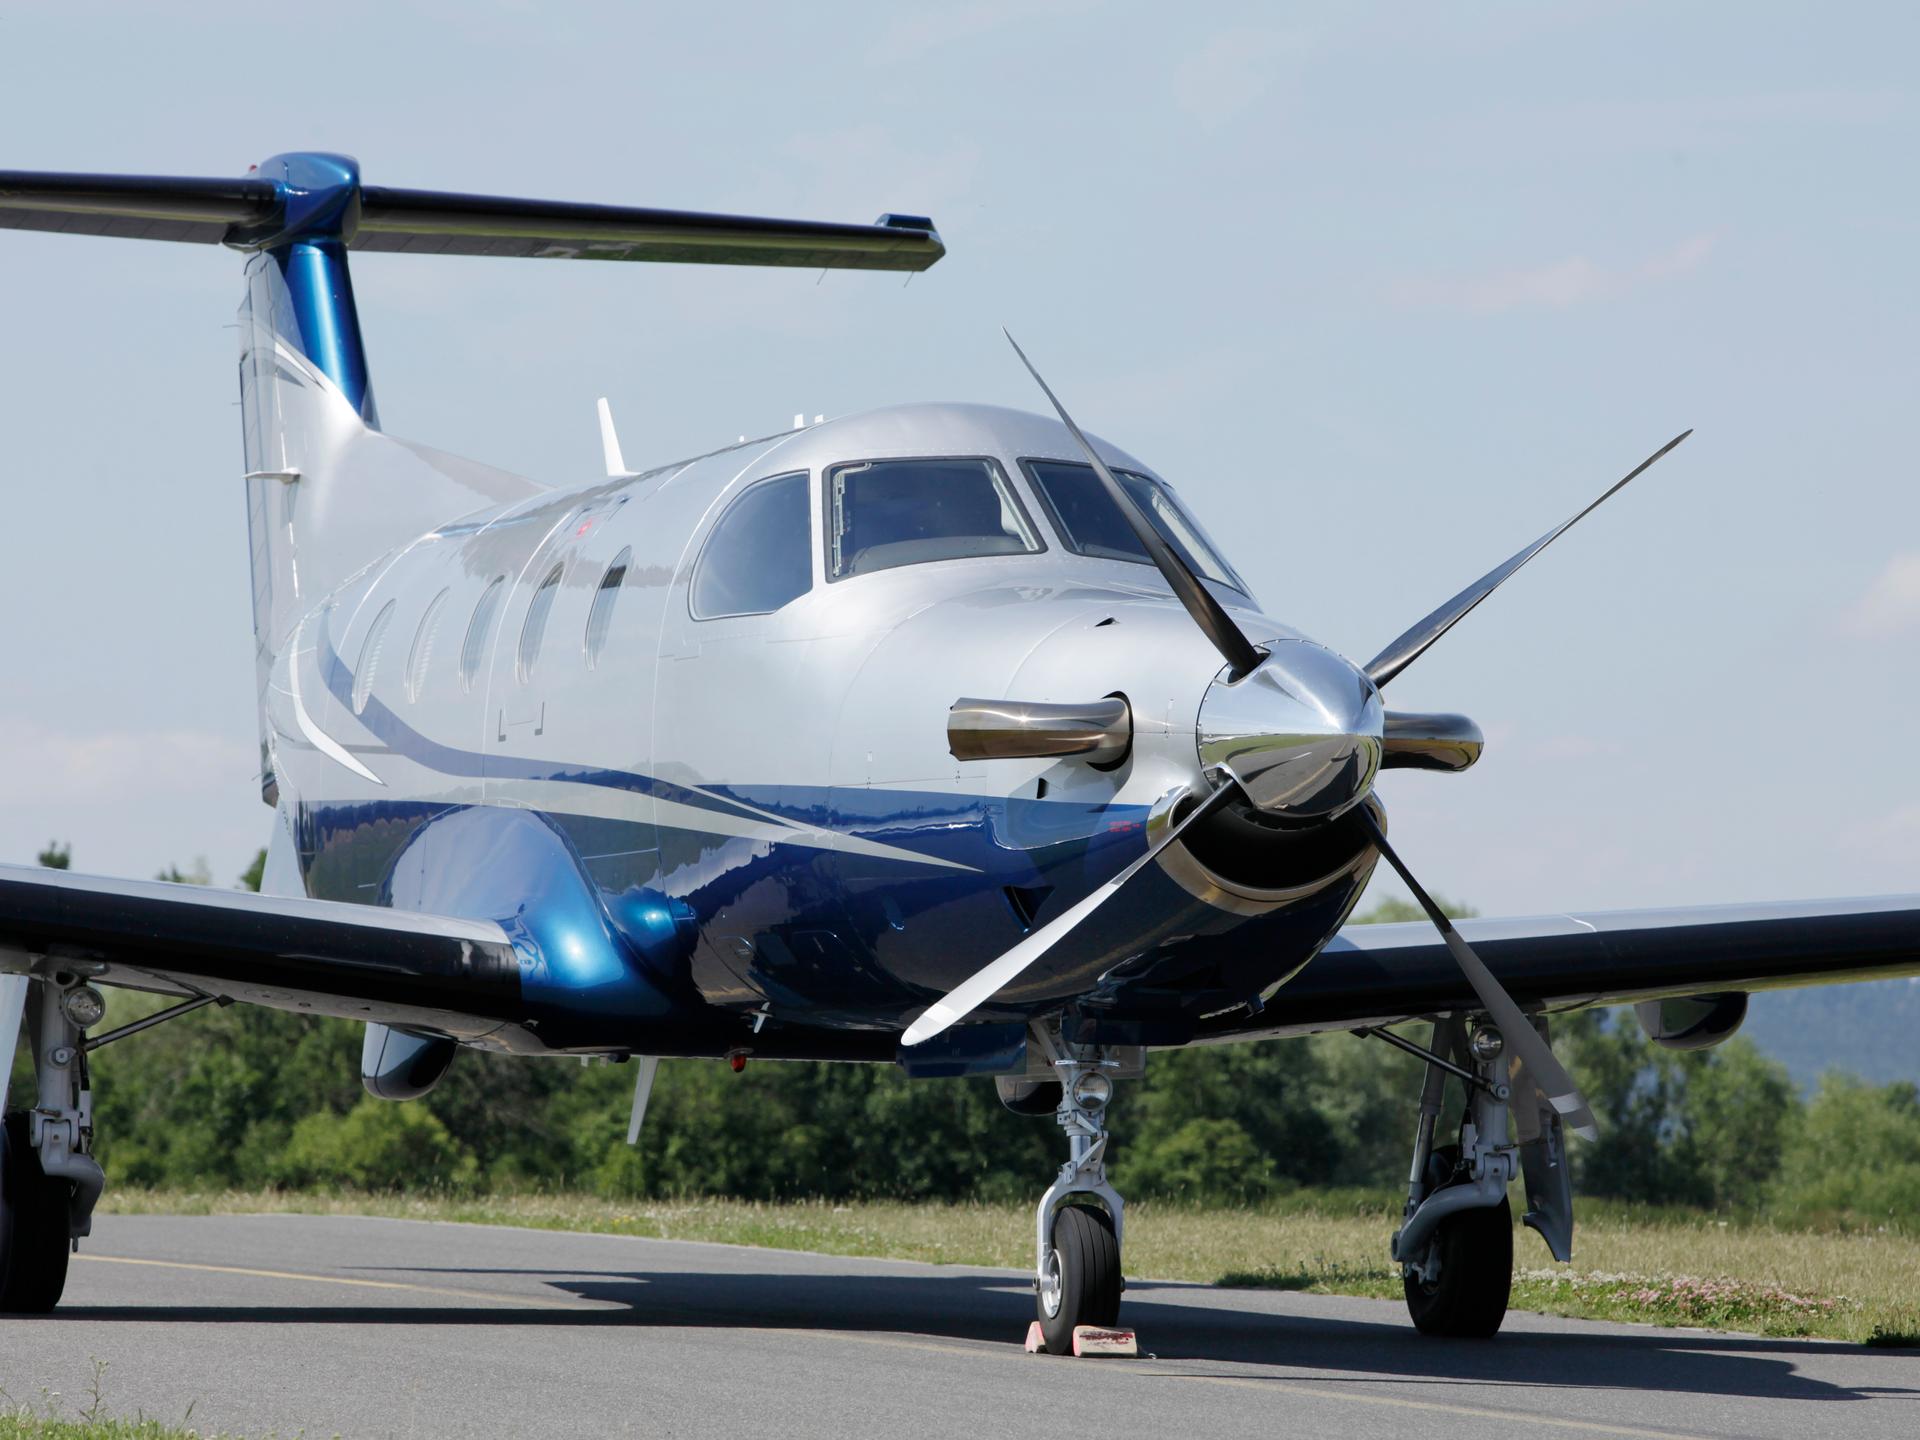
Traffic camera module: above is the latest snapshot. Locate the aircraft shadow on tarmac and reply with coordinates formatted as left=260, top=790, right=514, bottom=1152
left=51, top=1264, right=1920, bottom=1408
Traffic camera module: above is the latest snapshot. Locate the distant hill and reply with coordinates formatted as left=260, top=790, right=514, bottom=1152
left=1737, top=977, right=1920, bottom=1088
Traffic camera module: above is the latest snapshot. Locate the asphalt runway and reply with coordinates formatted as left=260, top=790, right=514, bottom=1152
left=2, top=1216, right=1915, bottom=1439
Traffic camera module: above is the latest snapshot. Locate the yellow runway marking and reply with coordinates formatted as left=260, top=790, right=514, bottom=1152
left=75, top=1254, right=609, bottom=1312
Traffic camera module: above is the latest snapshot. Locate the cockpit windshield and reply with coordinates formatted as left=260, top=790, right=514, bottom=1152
left=829, top=458, right=1041, bottom=580
left=1021, top=459, right=1249, bottom=595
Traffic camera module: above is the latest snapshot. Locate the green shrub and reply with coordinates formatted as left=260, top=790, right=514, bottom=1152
left=272, top=1096, right=478, bottom=1192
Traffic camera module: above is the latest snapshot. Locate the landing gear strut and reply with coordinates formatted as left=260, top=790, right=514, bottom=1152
left=1387, top=1014, right=1574, bottom=1338
left=1012, top=1023, right=1135, bottom=1354
left=1, top=971, right=107, bottom=1314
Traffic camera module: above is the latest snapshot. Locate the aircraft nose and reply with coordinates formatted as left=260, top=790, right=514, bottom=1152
left=1196, top=640, right=1385, bottom=822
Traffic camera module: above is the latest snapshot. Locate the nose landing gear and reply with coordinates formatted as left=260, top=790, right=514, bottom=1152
left=1010, top=1023, right=1138, bottom=1354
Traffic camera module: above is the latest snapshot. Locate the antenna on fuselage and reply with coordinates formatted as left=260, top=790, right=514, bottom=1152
left=597, top=397, right=639, bottom=480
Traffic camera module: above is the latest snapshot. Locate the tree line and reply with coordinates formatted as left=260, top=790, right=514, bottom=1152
left=10, top=845, right=1919, bottom=1225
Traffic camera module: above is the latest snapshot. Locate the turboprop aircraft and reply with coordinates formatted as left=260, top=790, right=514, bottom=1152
left=3, top=153, right=1918, bottom=1350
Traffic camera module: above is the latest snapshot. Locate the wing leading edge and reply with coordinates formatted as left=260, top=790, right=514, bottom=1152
left=1193, top=895, right=1920, bottom=1042
left=0, top=863, right=521, bottom=1041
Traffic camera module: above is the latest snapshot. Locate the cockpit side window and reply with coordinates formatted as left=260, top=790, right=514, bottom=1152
left=827, top=457, right=1041, bottom=581
left=1020, top=459, right=1250, bottom=595
left=691, top=471, right=812, bottom=619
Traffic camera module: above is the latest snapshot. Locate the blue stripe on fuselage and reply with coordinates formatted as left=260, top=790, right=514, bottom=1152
left=296, top=609, right=1154, bottom=1027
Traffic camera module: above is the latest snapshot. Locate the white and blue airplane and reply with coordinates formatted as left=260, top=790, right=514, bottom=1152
left=2, top=153, right=1916, bottom=1349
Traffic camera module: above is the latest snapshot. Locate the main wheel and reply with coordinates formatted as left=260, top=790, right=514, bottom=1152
left=1036, top=1204, right=1121, bottom=1354
left=1402, top=1192, right=1512, bottom=1338
left=0, top=1111, right=73, bottom=1314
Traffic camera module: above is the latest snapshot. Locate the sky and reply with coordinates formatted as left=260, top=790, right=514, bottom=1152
left=0, top=1, right=1916, bottom=917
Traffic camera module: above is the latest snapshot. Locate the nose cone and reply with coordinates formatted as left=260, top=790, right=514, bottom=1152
left=1196, top=640, right=1385, bottom=821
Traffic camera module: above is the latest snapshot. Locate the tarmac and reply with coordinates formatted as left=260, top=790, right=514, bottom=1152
left=3, top=1214, right=1916, bottom=1439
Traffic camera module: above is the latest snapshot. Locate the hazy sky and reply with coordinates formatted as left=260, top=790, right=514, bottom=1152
left=1, top=1, right=1915, bottom=917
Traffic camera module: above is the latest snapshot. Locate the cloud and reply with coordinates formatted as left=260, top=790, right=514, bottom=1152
left=1837, top=802, right=1920, bottom=880
left=0, top=721, right=255, bottom=808
left=1842, top=552, right=1920, bottom=638
left=1395, top=233, right=1718, bottom=313
left=1171, top=26, right=1302, bottom=128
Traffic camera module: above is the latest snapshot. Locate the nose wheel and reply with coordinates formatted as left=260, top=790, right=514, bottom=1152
left=1036, top=1203, right=1122, bottom=1354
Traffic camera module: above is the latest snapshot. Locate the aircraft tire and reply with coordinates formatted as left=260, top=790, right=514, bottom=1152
left=0, top=1111, right=72, bottom=1314
left=1402, top=1192, right=1511, bottom=1338
left=1036, top=1203, right=1121, bottom=1354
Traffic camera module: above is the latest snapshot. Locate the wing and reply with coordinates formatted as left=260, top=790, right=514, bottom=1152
left=1197, top=895, right=1920, bottom=1041
left=0, top=863, right=521, bottom=1041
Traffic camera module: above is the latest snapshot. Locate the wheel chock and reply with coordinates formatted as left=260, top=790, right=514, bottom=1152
left=1023, top=1321, right=1140, bottom=1357
left=1072, top=1325, right=1138, bottom=1357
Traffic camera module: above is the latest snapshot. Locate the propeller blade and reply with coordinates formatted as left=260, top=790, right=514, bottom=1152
left=1004, top=330, right=1266, bottom=680
left=1357, top=809, right=1598, bottom=1140
left=1364, top=431, right=1691, bottom=689
left=903, top=780, right=1239, bottom=1046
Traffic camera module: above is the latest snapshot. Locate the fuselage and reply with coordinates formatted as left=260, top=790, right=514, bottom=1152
left=265, top=403, right=1383, bottom=1058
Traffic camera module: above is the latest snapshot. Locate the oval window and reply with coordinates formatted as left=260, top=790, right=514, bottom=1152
left=351, top=600, right=397, bottom=716
left=517, top=564, right=564, bottom=683
left=692, top=472, right=811, bottom=619
left=584, top=547, right=631, bottom=669
left=406, top=587, right=451, bottom=704
left=460, top=577, right=506, bottom=693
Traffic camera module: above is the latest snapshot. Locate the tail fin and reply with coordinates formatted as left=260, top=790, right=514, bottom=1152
left=3, top=152, right=946, bottom=801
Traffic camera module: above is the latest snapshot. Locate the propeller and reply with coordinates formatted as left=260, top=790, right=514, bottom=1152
left=927, top=333, right=1687, bottom=1136
left=1003, top=330, right=1266, bottom=681
left=901, top=779, right=1239, bottom=1046
left=1356, top=808, right=1598, bottom=1139
left=1364, top=430, right=1691, bottom=688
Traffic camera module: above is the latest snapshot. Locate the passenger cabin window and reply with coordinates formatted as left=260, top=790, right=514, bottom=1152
left=517, top=564, right=564, bottom=683
left=351, top=600, right=397, bottom=716
left=584, top=547, right=630, bottom=668
left=406, top=587, right=451, bottom=704
left=1021, top=459, right=1248, bottom=595
left=828, top=458, right=1039, bottom=580
left=692, top=472, right=811, bottom=619
left=460, top=577, right=506, bottom=693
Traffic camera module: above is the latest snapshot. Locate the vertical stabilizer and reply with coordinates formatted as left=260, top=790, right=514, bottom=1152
left=236, top=155, right=546, bottom=802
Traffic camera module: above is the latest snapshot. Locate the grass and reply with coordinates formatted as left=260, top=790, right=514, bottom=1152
left=96, top=1186, right=1920, bottom=1346
left=0, top=1360, right=260, bottom=1440
left=0, top=1422, right=228, bottom=1440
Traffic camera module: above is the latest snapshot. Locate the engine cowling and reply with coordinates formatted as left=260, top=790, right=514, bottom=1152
left=1634, top=992, right=1748, bottom=1052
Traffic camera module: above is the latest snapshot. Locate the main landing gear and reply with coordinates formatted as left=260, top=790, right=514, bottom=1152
left=1384, top=1014, right=1575, bottom=1338
left=1, top=971, right=108, bottom=1314
left=999, top=1023, right=1140, bottom=1354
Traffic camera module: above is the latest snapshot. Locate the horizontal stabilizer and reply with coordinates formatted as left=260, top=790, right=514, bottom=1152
left=0, top=169, right=944, bottom=271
